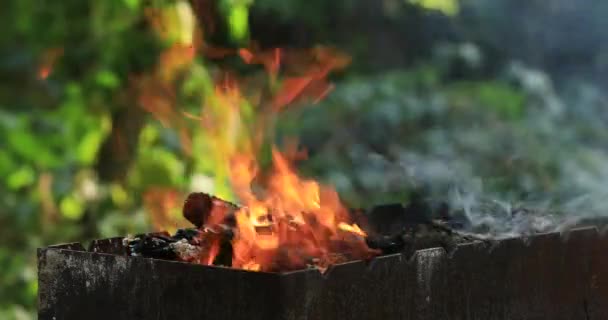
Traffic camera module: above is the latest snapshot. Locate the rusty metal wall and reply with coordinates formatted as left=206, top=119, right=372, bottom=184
left=38, top=227, right=608, bottom=320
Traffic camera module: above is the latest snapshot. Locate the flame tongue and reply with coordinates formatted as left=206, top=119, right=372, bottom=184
left=227, top=148, right=374, bottom=272
left=200, top=52, right=375, bottom=271
left=177, top=66, right=375, bottom=271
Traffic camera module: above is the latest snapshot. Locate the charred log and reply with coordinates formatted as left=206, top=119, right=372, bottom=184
left=182, top=192, right=238, bottom=228
left=125, top=226, right=234, bottom=265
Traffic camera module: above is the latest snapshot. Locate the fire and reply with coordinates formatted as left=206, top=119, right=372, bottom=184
left=193, top=67, right=375, bottom=271
left=140, top=1, right=376, bottom=272
left=227, top=149, right=375, bottom=271
left=338, top=222, right=367, bottom=237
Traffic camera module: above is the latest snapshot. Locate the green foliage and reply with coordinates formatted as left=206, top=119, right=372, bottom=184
left=0, top=0, right=168, bottom=316
left=409, top=0, right=459, bottom=15
left=447, top=81, right=525, bottom=120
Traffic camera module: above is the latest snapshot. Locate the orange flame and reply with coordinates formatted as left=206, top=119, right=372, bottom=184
left=186, top=47, right=374, bottom=271
left=139, top=2, right=375, bottom=272
left=338, top=222, right=367, bottom=237
left=226, top=149, right=375, bottom=271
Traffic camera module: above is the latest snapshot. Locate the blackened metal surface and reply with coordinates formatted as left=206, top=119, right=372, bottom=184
left=588, top=227, right=608, bottom=320
left=39, top=227, right=605, bottom=320
left=38, top=249, right=284, bottom=320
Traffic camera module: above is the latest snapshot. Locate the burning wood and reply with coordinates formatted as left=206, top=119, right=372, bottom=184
left=126, top=191, right=481, bottom=272
left=182, top=192, right=238, bottom=228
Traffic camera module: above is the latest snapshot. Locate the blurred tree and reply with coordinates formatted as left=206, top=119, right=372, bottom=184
left=0, top=1, right=172, bottom=317
left=250, top=0, right=459, bottom=71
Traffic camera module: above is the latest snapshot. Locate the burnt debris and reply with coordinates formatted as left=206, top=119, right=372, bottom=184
left=126, top=193, right=238, bottom=264
left=363, top=197, right=481, bottom=257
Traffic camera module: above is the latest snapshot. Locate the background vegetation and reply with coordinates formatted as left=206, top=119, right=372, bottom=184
left=2, top=0, right=608, bottom=318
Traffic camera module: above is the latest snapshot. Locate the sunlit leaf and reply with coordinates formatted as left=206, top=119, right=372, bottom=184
left=123, top=0, right=140, bottom=10
left=132, top=148, right=185, bottom=187
left=110, top=183, right=130, bottom=207
left=228, top=5, right=249, bottom=42
left=76, top=130, right=105, bottom=165
left=409, top=0, right=459, bottom=16
left=95, top=69, right=121, bottom=89
left=6, top=166, right=35, bottom=190
left=140, top=123, right=160, bottom=146
left=26, top=281, right=38, bottom=302
left=59, top=195, right=85, bottom=220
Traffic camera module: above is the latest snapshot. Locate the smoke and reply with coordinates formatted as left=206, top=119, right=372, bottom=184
left=268, top=0, right=608, bottom=239
left=398, top=63, right=608, bottom=237
left=280, top=59, right=608, bottom=239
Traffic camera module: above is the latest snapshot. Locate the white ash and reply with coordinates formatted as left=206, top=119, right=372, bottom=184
left=122, top=236, right=136, bottom=247
left=169, top=239, right=204, bottom=261
left=122, top=236, right=141, bottom=256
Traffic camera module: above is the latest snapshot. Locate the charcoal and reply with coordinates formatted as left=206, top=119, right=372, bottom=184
left=212, top=237, right=233, bottom=266
left=125, top=227, right=234, bottom=264
left=363, top=193, right=480, bottom=256
left=366, top=218, right=483, bottom=256
left=155, top=192, right=240, bottom=265
left=365, top=233, right=405, bottom=254
left=430, top=201, right=471, bottom=230
left=125, top=234, right=179, bottom=260
left=365, top=196, right=437, bottom=235
left=173, top=228, right=203, bottom=241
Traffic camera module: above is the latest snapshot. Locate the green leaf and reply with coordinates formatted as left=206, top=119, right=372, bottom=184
left=228, top=5, right=249, bottom=42
left=59, top=195, right=85, bottom=220
left=409, top=0, right=459, bottom=16
left=76, top=130, right=104, bottom=165
left=6, top=166, right=35, bottom=190
left=110, top=183, right=130, bottom=207
left=140, top=124, right=160, bottom=146
left=7, top=128, right=38, bottom=158
left=123, top=0, right=140, bottom=10
left=0, top=152, right=15, bottom=177
left=132, top=148, right=185, bottom=187
left=476, top=83, right=526, bottom=120
left=95, top=69, right=121, bottom=89
left=7, top=127, right=61, bottom=168
left=447, top=81, right=526, bottom=120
